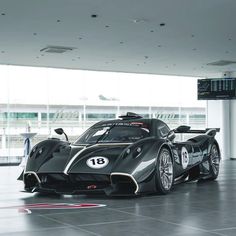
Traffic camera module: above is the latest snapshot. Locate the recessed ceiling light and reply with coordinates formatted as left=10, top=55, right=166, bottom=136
left=132, top=19, right=147, bottom=23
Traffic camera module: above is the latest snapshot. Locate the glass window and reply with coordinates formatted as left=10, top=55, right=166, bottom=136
left=41, top=113, right=55, bottom=120
left=0, top=65, right=206, bottom=164
left=74, top=124, right=150, bottom=144
left=3, top=112, right=38, bottom=120
left=86, top=113, right=116, bottom=120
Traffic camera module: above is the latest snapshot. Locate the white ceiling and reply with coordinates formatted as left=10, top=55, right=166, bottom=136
left=0, top=0, right=236, bottom=77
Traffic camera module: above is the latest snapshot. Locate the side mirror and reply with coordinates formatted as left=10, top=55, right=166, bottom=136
left=167, top=130, right=176, bottom=141
left=54, top=128, right=68, bottom=141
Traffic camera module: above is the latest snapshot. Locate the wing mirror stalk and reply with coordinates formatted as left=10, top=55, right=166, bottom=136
left=167, top=130, right=176, bottom=141
left=54, top=128, right=69, bottom=141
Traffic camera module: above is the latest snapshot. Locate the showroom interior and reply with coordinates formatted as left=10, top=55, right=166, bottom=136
left=1, top=0, right=236, bottom=235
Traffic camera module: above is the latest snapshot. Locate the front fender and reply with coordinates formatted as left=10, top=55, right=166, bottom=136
left=111, top=138, right=168, bottom=184
left=25, top=139, right=70, bottom=172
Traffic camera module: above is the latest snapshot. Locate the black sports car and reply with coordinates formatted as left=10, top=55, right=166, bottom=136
left=22, top=112, right=221, bottom=196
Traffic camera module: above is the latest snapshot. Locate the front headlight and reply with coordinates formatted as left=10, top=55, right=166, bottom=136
left=29, top=146, right=44, bottom=158
left=29, top=147, right=37, bottom=158
left=132, top=146, right=142, bottom=158
left=122, top=146, right=143, bottom=159
left=122, top=148, right=131, bottom=159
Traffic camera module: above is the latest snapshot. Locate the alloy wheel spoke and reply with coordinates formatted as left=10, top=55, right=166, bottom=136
left=211, top=145, right=220, bottom=175
left=159, top=150, right=173, bottom=190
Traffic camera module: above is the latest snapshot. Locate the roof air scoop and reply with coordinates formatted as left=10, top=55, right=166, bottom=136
left=119, top=112, right=143, bottom=120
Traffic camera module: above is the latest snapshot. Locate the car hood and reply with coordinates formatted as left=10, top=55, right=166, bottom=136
left=35, top=142, right=131, bottom=174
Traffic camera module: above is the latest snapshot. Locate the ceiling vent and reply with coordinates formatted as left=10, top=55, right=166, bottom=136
left=40, top=46, right=75, bottom=53
left=207, top=60, right=236, bottom=66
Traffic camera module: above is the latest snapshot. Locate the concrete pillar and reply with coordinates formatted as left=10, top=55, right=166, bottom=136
left=1, top=128, right=6, bottom=149
left=148, top=106, right=152, bottom=118
left=221, top=100, right=230, bottom=159
left=38, top=112, right=41, bottom=128
left=116, top=105, right=120, bottom=118
left=206, top=72, right=236, bottom=160
left=225, top=72, right=236, bottom=159
left=83, top=104, right=86, bottom=129
left=230, top=100, right=236, bottom=159
left=206, top=100, right=224, bottom=157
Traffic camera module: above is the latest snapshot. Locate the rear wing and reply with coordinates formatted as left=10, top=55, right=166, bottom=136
left=174, top=125, right=220, bottom=135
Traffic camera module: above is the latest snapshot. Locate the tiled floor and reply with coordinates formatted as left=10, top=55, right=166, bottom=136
left=1, top=160, right=236, bottom=236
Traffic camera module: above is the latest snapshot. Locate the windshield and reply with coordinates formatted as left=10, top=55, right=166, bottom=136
left=74, top=123, right=150, bottom=145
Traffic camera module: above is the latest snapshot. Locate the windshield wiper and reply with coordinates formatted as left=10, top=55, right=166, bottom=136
left=96, top=124, right=116, bottom=143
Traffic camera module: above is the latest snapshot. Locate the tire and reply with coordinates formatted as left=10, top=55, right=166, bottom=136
left=188, top=165, right=200, bottom=181
left=208, top=143, right=220, bottom=180
left=155, top=147, right=174, bottom=194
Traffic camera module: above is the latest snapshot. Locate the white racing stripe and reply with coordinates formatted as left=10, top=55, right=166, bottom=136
left=64, top=143, right=131, bottom=175
left=24, top=171, right=41, bottom=183
left=110, top=172, right=139, bottom=194
left=63, top=147, right=86, bottom=175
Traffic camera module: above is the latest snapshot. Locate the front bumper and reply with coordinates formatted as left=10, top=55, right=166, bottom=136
left=23, top=171, right=139, bottom=196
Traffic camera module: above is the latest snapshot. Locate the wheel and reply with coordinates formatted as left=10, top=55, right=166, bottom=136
left=208, top=143, right=220, bottom=180
left=155, top=148, right=174, bottom=194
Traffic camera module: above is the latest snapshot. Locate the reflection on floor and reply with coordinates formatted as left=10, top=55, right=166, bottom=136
left=0, top=160, right=236, bottom=236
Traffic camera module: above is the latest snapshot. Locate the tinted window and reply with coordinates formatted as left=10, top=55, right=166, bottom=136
left=74, top=124, right=150, bottom=144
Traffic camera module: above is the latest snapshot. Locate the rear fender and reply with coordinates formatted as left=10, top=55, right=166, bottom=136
left=208, top=139, right=221, bottom=161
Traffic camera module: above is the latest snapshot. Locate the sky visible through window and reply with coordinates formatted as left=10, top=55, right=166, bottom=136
left=0, top=65, right=205, bottom=108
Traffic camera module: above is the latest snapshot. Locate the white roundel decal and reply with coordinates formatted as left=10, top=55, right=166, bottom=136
left=86, top=157, right=109, bottom=169
left=181, top=147, right=189, bottom=169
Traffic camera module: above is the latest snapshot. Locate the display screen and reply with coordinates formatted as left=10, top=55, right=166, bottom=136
left=198, top=78, right=236, bottom=100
